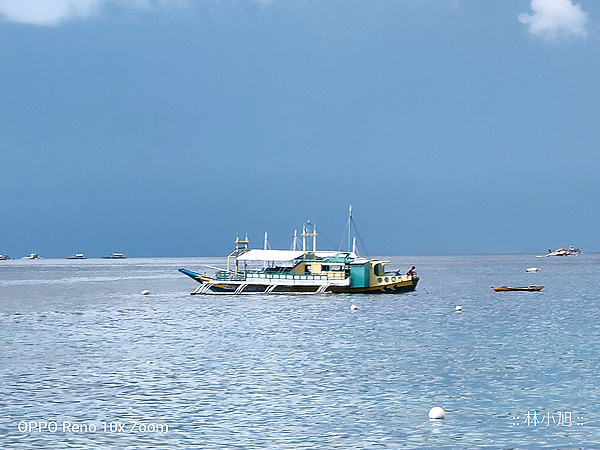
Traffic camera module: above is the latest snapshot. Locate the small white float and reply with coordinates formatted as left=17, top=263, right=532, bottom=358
left=526, top=268, right=539, bottom=273
left=429, top=406, right=445, bottom=420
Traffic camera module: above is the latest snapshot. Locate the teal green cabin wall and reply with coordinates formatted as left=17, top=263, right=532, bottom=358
left=350, top=263, right=370, bottom=288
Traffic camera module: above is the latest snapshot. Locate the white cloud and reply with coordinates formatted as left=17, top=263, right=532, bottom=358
left=0, top=0, right=186, bottom=26
left=0, top=0, right=102, bottom=25
left=518, top=0, right=589, bottom=40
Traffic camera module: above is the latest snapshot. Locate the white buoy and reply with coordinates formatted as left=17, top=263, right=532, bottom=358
left=350, top=304, right=358, bottom=311
left=142, top=290, right=150, bottom=295
left=146, top=360, right=152, bottom=365
left=526, top=267, right=538, bottom=272
left=455, top=305, right=462, bottom=312
left=429, top=406, right=445, bottom=420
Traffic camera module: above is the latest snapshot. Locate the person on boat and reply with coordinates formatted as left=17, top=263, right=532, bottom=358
left=407, top=266, right=416, bottom=276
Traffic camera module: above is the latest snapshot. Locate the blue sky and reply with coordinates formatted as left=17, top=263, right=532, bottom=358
left=1, top=0, right=598, bottom=257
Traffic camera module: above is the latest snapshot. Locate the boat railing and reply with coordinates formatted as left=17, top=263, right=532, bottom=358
left=214, top=270, right=349, bottom=282
left=262, top=267, right=292, bottom=274
left=326, top=272, right=346, bottom=280
left=245, top=271, right=348, bottom=281
left=215, top=270, right=246, bottom=281
left=247, top=271, right=328, bottom=281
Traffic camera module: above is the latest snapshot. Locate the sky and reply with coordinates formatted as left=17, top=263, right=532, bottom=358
left=0, top=0, right=599, bottom=257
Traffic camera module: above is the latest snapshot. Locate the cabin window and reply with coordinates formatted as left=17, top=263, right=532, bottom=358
left=374, top=263, right=384, bottom=276
left=321, top=265, right=330, bottom=272
left=305, top=265, right=312, bottom=274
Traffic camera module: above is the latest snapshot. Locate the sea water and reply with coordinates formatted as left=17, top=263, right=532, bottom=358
left=1, top=254, right=600, bottom=449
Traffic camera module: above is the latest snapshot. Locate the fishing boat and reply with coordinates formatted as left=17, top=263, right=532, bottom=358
left=102, top=253, right=126, bottom=259
left=491, top=285, right=544, bottom=292
left=538, top=246, right=580, bottom=257
left=0, top=254, right=12, bottom=260
left=179, top=207, right=419, bottom=295
left=67, top=253, right=86, bottom=259
left=21, top=253, right=40, bottom=260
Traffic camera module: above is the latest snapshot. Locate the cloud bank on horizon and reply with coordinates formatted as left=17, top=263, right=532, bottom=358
left=519, top=0, right=589, bottom=40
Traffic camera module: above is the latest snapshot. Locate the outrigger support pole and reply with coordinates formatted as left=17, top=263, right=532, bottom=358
left=234, top=283, right=248, bottom=295
left=316, top=284, right=330, bottom=294
left=192, top=282, right=214, bottom=295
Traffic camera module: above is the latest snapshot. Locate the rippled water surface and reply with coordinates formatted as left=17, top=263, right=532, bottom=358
left=2, top=255, right=600, bottom=449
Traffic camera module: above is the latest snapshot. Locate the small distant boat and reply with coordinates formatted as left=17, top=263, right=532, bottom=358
left=102, top=252, right=126, bottom=259
left=492, top=285, right=544, bottom=292
left=67, top=253, right=86, bottom=260
left=538, top=246, right=580, bottom=257
left=526, top=267, right=539, bottom=272
left=0, top=254, right=12, bottom=260
left=21, top=253, right=40, bottom=260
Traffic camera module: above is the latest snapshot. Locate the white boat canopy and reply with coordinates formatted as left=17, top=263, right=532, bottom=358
left=237, top=249, right=305, bottom=261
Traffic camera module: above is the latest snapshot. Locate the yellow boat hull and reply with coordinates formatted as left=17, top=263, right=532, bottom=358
left=491, top=286, right=544, bottom=292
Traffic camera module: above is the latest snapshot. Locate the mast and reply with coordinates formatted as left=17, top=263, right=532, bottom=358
left=347, top=205, right=352, bottom=253
left=263, top=232, right=268, bottom=268
left=301, top=221, right=317, bottom=252
left=302, top=223, right=306, bottom=252
left=229, top=232, right=248, bottom=277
